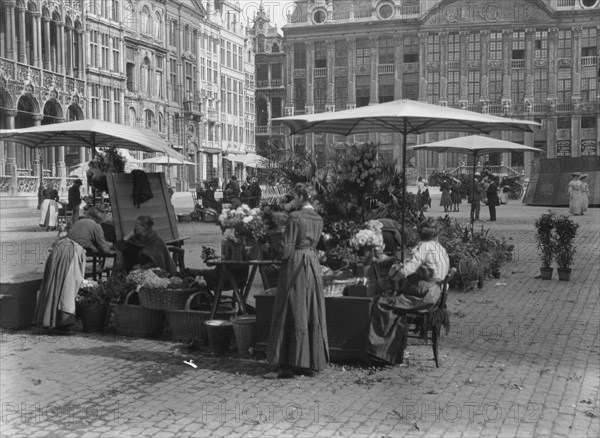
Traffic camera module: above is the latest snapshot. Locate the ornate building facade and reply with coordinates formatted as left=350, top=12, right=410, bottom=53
left=281, top=0, right=599, bottom=176
left=0, top=0, right=256, bottom=195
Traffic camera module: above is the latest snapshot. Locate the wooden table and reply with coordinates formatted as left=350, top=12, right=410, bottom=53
left=205, top=259, right=281, bottom=320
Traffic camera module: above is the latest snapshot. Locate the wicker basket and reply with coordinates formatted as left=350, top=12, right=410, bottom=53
left=138, top=287, right=195, bottom=310
left=165, top=291, right=237, bottom=344
left=111, top=291, right=165, bottom=338
left=323, top=276, right=363, bottom=298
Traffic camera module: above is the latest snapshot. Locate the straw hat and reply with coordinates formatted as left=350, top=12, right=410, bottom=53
left=580, top=174, right=588, bottom=179
left=571, top=172, right=581, bottom=177
left=86, top=206, right=106, bottom=221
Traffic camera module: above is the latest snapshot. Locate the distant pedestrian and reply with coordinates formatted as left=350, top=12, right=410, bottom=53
left=470, top=173, right=482, bottom=222
left=68, top=179, right=83, bottom=224
left=486, top=175, right=500, bottom=222
left=416, top=177, right=426, bottom=210
left=439, top=179, right=452, bottom=213
left=568, top=172, right=583, bottom=215
left=580, top=174, right=589, bottom=213
left=450, top=178, right=462, bottom=212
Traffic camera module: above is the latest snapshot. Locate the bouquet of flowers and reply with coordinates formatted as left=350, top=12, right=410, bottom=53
left=76, top=278, right=125, bottom=306
left=350, top=220, right=384, bottom=252
left=218, top=204, right=267, bottom=243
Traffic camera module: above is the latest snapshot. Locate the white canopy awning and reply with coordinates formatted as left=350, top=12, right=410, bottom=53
left=227, top=153, right=267, bottom=168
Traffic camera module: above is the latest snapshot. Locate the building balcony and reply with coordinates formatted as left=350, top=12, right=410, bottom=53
left=556, top=0, right=576, bottom=8
left=314, top=68, right=327, bottom=77
left=511, top=59, right=526, bottom=69
left=256, top=125, right=270, bottom=135
left=488, top=104, right=503, bottom=115
left=447, top=61, right=460, bottom=71
left=581, top=56, right=598, bottom=66
left=378, top=64, right=394, bottom=74
left=556, top=102, right=572, bottom=112
left=183, top=100, right=202, bottom=118
left=533, top=103, right=547, bottom=113
left=207, top=109, right=219, bottom=121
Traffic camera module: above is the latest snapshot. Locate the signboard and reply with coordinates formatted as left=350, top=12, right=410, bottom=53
left=556, top=140, right=571, bottom=157
left=581, top=139, right=597, bottom=156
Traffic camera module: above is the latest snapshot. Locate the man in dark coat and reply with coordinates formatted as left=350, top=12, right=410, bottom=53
left=486, top=175, right=500, bottom=222
left=469, top=173, right=482, bottom=222
left=68, top=179, right=83, bottom=223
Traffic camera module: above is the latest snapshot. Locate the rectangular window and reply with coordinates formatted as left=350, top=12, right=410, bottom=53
left=356, top=38, right=370, bottom=66
left=90, top=30, right=98, bottom=68
left=511, top=69, right=525, bottom=107
left=155, top=56, right=164, bottom=99
left=581, top=66, right=597, bottom=102
left=447, top=71, right=459, bottom=105
left=226, top=41, right=231, bottom=67
left=512, top=31, right=525, bottom=59
left=102, top=85, right=111, bottom=121
left=426, top=71, right=440, bottom=104
left=170, top=58, right=178, bottom=103
left=403, top=72, right=419, bottom=100
left=581, top=116, right=596, bottom=129
left=356, top=75, right=370, bottom=107
left=378, top=74, right=394, bottom=103
left=314, top=77, right=327, bottom=112
left=314, top=41, right=327, bottom=68
left=557, top=117, right=570, bottom=130
left=403, top=35, right=419, bottom=63
left=467, top=70, right=480, bottom=103
left=468, top=33, right=480, bottom=61
left=535, top=30, right=548, bottom=58
left=489, top=31, right=502, bottom=60
left=271, top=63, right=282, bottom=85
left=334, top=76, right=348, bottom=110
left=113, top=88, right=121, bottom=123
left=111, top=37, right=120, bottom=72
left=448, top=33, right=460, bottom=63
left=534, top=69, right=548, bottom=104
left=294, top=43, right=306, bottom=69
left=232, top=45, right=237, bottom=70
left=558, top=30, right=572, bottom=59
left=169, top=20, right=177, bottom=46
left=335, top=40, right=347, bottom=67
left=581, top=28, right=598, bottom=57
left=427, top=34, right=439, bottom=63
left=557, top=68, right=571, bottom=103
left=271, top=97, right=282, bottom=119
left=488, top=70, right=503, bottom=103
left=379, top=36, right=394, bottom=64
left=294, top=78, right=305, bottom=110
left=90, top=84, right=99, bottom=119
left=192, top=30, right=197, bottom=54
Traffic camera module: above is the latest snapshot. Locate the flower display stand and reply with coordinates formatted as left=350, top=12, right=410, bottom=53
left=253, top=293, right=374, bottom=361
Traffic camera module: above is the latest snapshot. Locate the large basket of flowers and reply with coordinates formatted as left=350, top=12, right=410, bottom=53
left=111, top=291, right=165, bottom=338
left=127, top=269, right=200, bottom=310
left=165, top=291, right=237, bottom=343
left=218, top=204, right=268, bottom=260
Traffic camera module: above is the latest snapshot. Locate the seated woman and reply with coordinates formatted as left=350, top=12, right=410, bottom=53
left=388, top=218, right=450, bottom=310
left=114, top=216, right=176, bottom=274
left=376, top=218, right=403, bottom=257
left=67, top=206, right=114, bottom=256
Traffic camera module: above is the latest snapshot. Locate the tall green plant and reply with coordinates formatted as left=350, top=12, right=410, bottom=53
left=534, top=212, right=556, bottom=268
left=554, top=214, right=579, bottom=268
left=86, top=147, right=126, bottom=193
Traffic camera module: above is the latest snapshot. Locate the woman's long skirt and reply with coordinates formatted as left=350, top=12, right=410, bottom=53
left=33, top=239, right=86, bottom=328
left=39, top=199, right=59, bottom=228
left=267, top=249, right=329, bottom=371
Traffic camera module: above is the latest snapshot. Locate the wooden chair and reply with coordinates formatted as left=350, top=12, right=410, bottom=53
left=399, top=267, right=456, bottom=368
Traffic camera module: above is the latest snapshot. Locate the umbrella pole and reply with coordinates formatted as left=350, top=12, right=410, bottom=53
left=470, top=152, right=477, bottom=230
left=401, top=120, right=407, bottom=263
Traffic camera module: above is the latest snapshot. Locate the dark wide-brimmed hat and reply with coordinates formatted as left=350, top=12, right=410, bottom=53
left=74, top=179, right=83, bottom=185
left=580, top=174, right=588, bottom=179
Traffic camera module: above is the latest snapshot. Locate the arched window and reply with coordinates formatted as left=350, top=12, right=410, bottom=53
left=272, top=43, right=279, bottom=53
left=256, top=35, right=265, bottom=53
left=158, top=112, right=164, bottom=132
left=128, top=107, right=137, bottom=126
left=112, top=1, right=120, bottom=21
left=141, top=6, right=152, bottom=35
left=123, top=0, right=135, bottom=28
left=154, top=11, right=163, bottom=39
left=142, top=57, right=152, bottom=95
left=145, top=109, right=154, bottom=129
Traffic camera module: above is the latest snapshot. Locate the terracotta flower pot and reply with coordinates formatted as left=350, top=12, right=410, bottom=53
left=557, top=268, right=572, bottom=281
left=539, top=267, right=553, bottom=280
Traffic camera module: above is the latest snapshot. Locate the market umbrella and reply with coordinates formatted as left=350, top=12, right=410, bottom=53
left=141, top=156, right=194, bottom=166
left=0, top=119, right=182, bottom=159
left=227, top=153, right=267, bottom=168
left=273, top=99, right=539, bottom=260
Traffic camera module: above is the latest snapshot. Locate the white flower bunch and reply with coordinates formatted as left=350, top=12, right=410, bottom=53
left=350, top=229, right=384, bottom=251
left=80, top=279, right=99, bottom=290
left=126, top=268, right=170, bottom=290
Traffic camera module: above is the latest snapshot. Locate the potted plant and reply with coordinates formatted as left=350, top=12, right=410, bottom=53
left=534, top=212, right=556, bottom=280
left=459, top=255, right=481, bottom=291
left=76, top=279, right=122, bottom=332
left=553, top=214, right=579, bottom=281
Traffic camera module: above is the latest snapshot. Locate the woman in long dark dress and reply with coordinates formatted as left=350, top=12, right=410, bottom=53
left=266, top=183, right=329, bottom=378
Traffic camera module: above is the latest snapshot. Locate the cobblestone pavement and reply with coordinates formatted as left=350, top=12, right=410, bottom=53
left=1, top=196, right=599, bottom=437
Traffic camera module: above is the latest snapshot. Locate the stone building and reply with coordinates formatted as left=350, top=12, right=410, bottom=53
left=247, top=1, right=286, bottom=157
left=281, top=0, right=599, bottom=176
left=0, top=0, right=256, bottom=196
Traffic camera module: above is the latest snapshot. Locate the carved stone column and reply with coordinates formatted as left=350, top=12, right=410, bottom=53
left=57, top=20, right=64, bottom=73
left=571, top=27, right=582, bottom=102
left=438, top=32, right=448, bottom=105
left=480, top=30, right=490, bottom=108
left=31, top=115, right=42, bottom=177
left=325, top=39, right=335, bottom=111
left=369, top=36, right=378, bottom=104
left=284, top=42, right=294, bottom=116
left=43, top=16, right=51, bottom=69
left=547, top=28, right=559, bottom=105
left=419, top=32, right=428, bottom=102
left=33, top=12, right=41, bottom=67
left=524, top=28, right=535, bottom=112
left=346, top=38, right=356, bottom=108
left=458, top=31, right=469, bottom=108
left=65, top=25, right=73, bottom=76
left=18, top=6, right=27, bottom=63
left=76, top=29, right=84, bottom=78
left=394, top=34, right=403, bottom=100
left=305, top=41, right=314, bottom=113
left=3, top=1, right=16, bottom=59
left=501, top=29, right=512, bottom=113
left=4, top=110, right=17, bottom=193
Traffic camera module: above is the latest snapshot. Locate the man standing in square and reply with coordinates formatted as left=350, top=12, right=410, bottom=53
left=470, top=173, right=482, bottom=222
left=68, top=179, right=83, bottom=224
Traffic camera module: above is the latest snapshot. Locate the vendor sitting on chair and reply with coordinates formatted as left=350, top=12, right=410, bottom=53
left=115, top=215, right=176, bottom=275
left=388, top=218, right=449, bottom=310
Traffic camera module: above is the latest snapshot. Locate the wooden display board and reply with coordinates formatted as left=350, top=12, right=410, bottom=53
left=107, top=172, right=179, bottom=242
